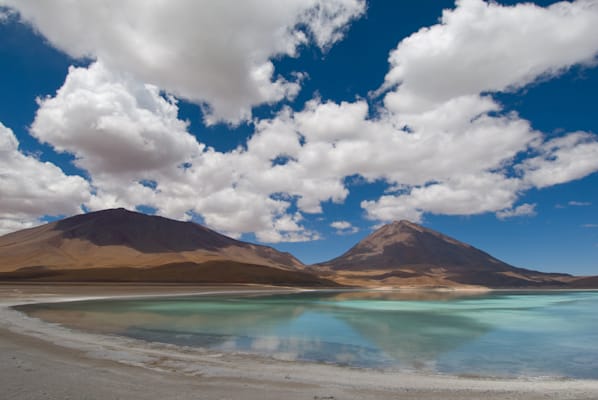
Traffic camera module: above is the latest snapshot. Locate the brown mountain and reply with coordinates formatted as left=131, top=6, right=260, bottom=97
left=314, top=220, right=578, bottom=288
left=0, top=208, right=333, bottom=286
left=0, top=212, right=592, bottom=288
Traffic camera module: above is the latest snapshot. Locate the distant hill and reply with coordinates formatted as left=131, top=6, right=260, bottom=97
left=314, top=220, right=581, bottom=288
left=0, top=208, right=333, bottom=286
left=0, top=210, right=594, bottom=288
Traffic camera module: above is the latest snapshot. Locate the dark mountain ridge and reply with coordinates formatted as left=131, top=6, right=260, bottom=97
left=52, top=207, right=242, bottom=253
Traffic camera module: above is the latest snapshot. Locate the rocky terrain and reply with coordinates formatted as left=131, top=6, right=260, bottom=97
left=314, top=220, right=580, bottom=288
left=0, top=210, right=594, bottom=288
left=0, top=208, right=332, bottom=286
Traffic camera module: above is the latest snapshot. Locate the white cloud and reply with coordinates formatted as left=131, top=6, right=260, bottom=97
left=7, top=0, right=598, bottom=241
left=360, top=0, right=598, bottom=222
left=30, top=61, right=207, bottom=219
left=240, top=93, right=536, bottom=217
left=2, top=0, right=365, bottom=124
left=0, top=122, right=91, bottom=235
left=330, top=221, right=351, bottom=230
left=569, top=201, right=592, bottom=206
left=496, top=203, right=537, bottom=220
left=330, top=220, right=359, bottom=235
left=379, top=0, right=598, bottom=114
left=29, top=62, right=321, bottom=241
left=582, top=224, right=598, bottom=228
left=32, top=62, right=203, bottom=177
left=362, top=173, right=522, bottom=223
left=520, top=132, right=598, bottom=188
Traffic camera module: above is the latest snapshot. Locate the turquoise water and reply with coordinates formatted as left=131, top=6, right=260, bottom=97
left=18, top=290, right=598, bottom=378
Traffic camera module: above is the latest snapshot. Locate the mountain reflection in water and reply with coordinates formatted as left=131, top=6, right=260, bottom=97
left=18, top=290, right=598, bottom=378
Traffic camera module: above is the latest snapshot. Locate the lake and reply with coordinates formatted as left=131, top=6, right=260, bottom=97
left=17, top=290, right=598, bottom=379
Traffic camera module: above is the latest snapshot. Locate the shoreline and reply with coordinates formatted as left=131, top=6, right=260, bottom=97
left=2, top=284, right=598, bottom=400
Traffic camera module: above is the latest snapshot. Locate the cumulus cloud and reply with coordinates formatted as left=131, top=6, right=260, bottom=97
left=0, top=122, right=91, bottom=235
left=363, top=173, right=523, bottom=222
left=379, top=0, right=598, bottom=114
left=238, top=93, right=535, bottom=218
left=330, top=221, right=352, bottom=230
left=32, top=62, right=203, bottom=176
left=2, top=0, right=365, bottom=124
left=6, top=0, right=598, bottom=241
left=29, top=62, right=321, bottom=241
left=30, top=61, right=206, bottom=218
left=496, top=203, right=537, bottom=220
left=330, top=220, right=359, bottom=235
left=520, top=132, right=598, bottom=188
left=361, top=0, right=598, bottom=222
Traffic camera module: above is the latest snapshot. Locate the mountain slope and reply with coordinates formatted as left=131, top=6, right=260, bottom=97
left=0, top=212, right=591, bottom=288
left=0, top=208, right=336, bottom=286
left=314, top=220, right=573, bottom=288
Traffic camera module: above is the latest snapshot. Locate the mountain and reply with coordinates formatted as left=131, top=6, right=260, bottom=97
left=0, top=208, right=333, bottom=286
left=314, top=220, right=577, bottom=288
left=0, top=212, right=592, bottom=288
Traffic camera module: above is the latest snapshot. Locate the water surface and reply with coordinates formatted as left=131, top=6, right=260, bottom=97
left=18, top=290, right=598, bottom=378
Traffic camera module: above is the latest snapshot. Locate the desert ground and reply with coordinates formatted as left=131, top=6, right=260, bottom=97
left=2, top=284, right=598, bottom=400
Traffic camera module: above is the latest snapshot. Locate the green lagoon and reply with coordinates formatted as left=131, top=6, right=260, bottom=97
left=18, top=290, right=598, bottom=378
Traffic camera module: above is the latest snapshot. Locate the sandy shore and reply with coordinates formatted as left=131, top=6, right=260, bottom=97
left=2, top=284, right=598, bottom=400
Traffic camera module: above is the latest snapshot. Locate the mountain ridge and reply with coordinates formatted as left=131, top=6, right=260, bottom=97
left=0, top=209, right=593, bottom=288
left=313, top=220, right=576, bottom=288
left=0, top=208, right=303, bottom=271
left=0, top=208, right=339, bottom=286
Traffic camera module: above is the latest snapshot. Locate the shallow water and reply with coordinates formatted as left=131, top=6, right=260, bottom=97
left=17, top=290, right=598, bottom=378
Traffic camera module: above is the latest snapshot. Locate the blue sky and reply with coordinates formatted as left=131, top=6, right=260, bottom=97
left=1, top=0, right=597, bottom=274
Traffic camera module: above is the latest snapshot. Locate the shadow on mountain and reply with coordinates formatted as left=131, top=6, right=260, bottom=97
left=52, top=208, right=243, bottom=253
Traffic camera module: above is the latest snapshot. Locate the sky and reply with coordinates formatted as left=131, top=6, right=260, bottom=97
left=1, top=0, right=597, bottom=274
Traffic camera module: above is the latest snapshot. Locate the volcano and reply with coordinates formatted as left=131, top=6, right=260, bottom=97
left=314, top=220, right=575, bottom=288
